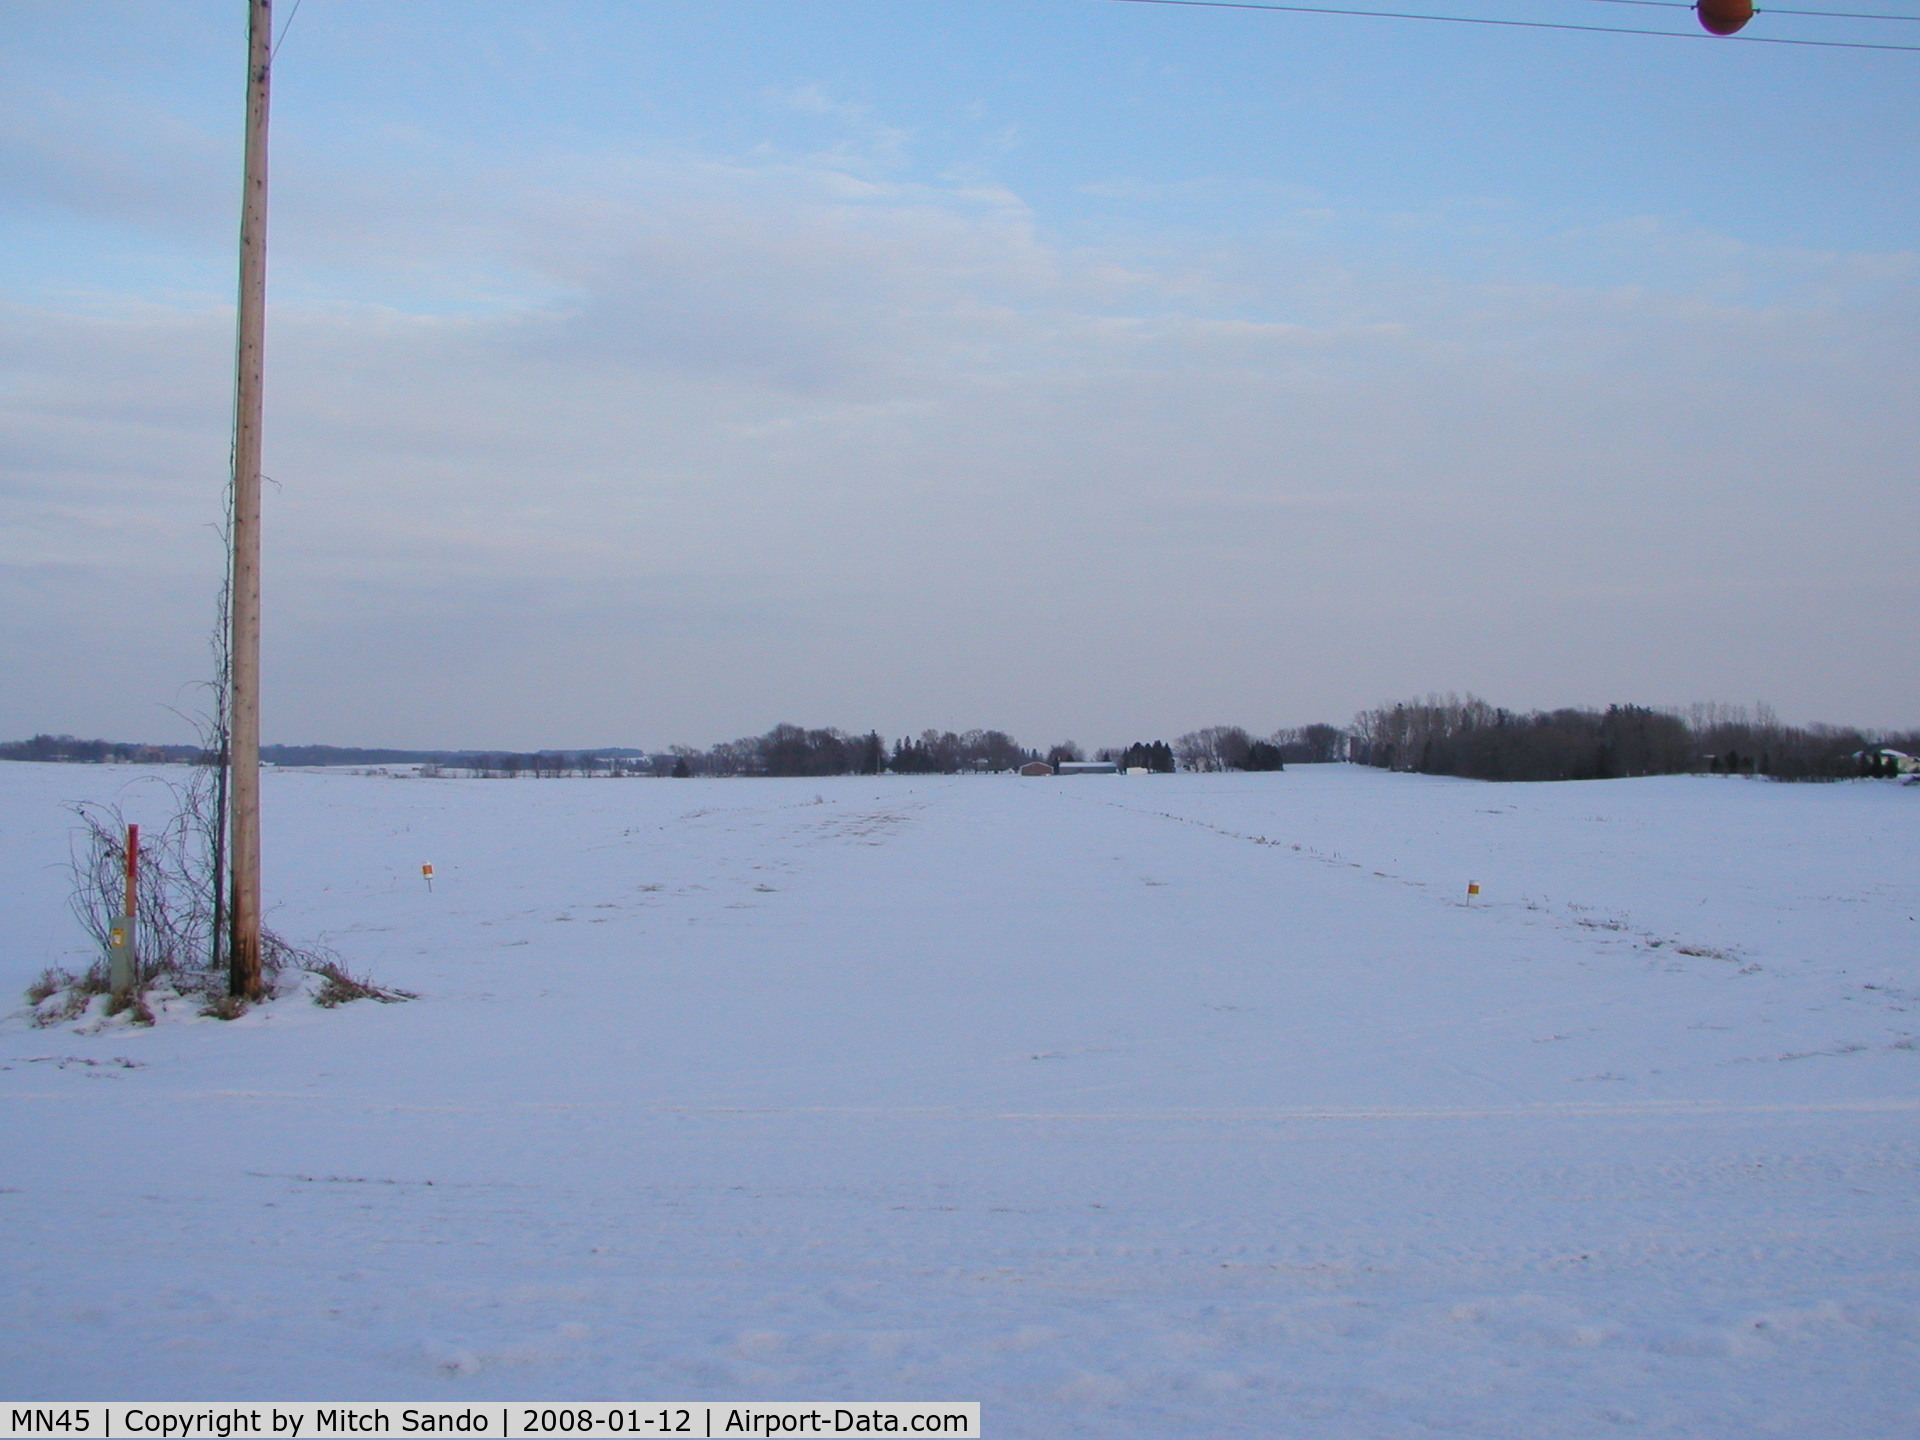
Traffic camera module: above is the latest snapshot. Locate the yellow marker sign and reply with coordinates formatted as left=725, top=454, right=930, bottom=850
left=1467, top=882, right=1481, bottom=897
left=422, top=864, right=434, bottom=878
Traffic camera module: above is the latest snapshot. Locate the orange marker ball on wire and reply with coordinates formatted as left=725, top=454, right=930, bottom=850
left=1696, top=0, right=1753, bottom=35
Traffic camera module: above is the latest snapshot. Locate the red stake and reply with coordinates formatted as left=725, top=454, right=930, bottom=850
left=125, top=824, right=140, bottom=920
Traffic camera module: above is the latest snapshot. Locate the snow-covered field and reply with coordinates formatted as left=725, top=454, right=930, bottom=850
left=2, top=760, right=1916, bottom=1436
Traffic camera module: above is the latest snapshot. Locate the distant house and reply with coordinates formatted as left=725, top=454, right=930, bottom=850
left=1057, top=760, right=1119, bottom=775
left=1019, top=760, right=1054, bottom=777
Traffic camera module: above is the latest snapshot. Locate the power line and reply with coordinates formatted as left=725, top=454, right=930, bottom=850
left=1575, top=0, right=1920, bottom=17
left=1742, top=3, right=1920, bottom=15
left=271, top=0, right=304, bottom=61
left=1757, top=5, right=1920, bottom=15
left=1097, top=0, right=1920, bottom=47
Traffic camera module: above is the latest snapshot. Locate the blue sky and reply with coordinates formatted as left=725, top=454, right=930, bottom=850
left=3, top=0, right=1917, bottom=748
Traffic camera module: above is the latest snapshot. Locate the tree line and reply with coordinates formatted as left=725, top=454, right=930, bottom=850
left=0, top=734, right=204, bottom=764
left=9, top=703, right=1912, bottom=783
left=412, top=726, right=1038, bottom=779
left=1349, top=696, right=1918, bottom=782
left=1159, top=724, right=1346, bottom=772
left=664, top=725, right=1036, bottom=777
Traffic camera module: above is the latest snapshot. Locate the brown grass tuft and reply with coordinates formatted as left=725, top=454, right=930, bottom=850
left=200, top=992, right=250, bottom=1021
left=308, top=960, right=415, bottom=1008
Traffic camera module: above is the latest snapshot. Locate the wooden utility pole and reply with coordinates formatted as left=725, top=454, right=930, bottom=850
left=228, top=0, right=272, bottom=999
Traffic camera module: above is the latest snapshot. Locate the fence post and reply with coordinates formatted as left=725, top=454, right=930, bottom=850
left=108, top=823, right=138, bottom=995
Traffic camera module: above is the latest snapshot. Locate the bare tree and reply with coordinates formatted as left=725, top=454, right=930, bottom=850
left=1174, top=726, right=1253, bottom=771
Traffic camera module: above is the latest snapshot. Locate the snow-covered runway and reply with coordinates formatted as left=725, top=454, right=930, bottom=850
left=3, top=763, right=1916, bottom=1436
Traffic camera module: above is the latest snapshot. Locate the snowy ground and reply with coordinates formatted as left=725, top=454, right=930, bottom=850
left=2, top=761, right=1917, bottom=1436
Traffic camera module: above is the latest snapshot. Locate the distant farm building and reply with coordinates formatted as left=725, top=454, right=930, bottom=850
left=1019, top=761, right=1054, bottom=777
left=1852, top=747, right=1920, bottom=776
left=1057, top=760, right=1119, bottom=775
